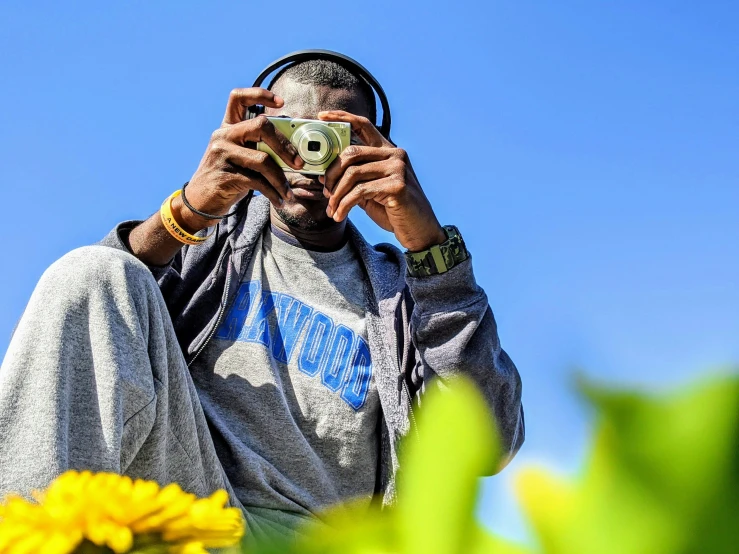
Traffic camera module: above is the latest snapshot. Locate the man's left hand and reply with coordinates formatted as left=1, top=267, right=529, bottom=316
left=318, top=110, right=447, bottom=252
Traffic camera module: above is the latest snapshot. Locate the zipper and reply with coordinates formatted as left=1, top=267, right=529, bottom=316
left=402, top=378, right=419, bottom=440
left=187, top=263, right=233, bottom=369
left=189, top=193, right=252, bottom=361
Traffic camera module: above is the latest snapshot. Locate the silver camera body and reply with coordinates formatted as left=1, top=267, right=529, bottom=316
left=257, top=116, right=351, bottom=176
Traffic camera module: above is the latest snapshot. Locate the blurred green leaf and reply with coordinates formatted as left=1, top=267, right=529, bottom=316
left=288, top=501, right=395, bottom=554
left=245, top=373, right=739, bottom=554
left=467, top=525, right=533, bottom=554
left=396, top=376, right=501, bottom=554
left=517, top=373, right=739, bottom=554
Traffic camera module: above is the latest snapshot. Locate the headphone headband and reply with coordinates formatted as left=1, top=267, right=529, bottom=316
left=249, top=49, right=392, bottom=140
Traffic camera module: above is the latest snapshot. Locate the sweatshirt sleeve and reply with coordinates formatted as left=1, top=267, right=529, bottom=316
left=406, top=255, right=524, bottom=471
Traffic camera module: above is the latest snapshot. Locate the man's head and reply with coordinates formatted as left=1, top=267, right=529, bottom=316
left=264, top=59, right=376, bottom=231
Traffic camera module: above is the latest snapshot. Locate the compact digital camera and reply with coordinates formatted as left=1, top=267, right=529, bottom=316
left=257, top=117, right=351, bottom=175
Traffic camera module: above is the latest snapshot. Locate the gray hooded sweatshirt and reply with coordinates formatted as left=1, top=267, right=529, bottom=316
left=99, top=194, right=524, bottom=507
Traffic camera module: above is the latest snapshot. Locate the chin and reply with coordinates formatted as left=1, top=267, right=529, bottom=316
left=275, top=200, right=336, bottom=231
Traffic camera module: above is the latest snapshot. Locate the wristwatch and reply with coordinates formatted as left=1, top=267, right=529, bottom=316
left=405, top=225, right=470, bottom=277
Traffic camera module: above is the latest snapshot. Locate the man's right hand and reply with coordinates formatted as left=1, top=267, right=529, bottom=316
left=174, top=88, right=304, bottom=232
left=127, top=88, right=303, bottom=266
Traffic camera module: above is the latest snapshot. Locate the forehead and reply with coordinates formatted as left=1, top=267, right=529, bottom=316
left=265, top=80, right=372, bottom=120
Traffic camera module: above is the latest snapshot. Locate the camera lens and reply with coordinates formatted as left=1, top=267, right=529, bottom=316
left=293, top=125, right=339, bottom=167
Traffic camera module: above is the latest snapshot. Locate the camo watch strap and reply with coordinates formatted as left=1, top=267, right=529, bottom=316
left=405, top=225, right=469, bottom=277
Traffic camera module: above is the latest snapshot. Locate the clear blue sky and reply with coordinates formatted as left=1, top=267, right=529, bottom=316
left=1, top=0, right=737, bottom=544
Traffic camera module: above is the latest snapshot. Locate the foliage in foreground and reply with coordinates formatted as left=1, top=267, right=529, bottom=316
left=516, top=375, right=739, bottom=554
left=1, top=371, right=738, bottom=553
left=252, top=372, right=739, bottom=554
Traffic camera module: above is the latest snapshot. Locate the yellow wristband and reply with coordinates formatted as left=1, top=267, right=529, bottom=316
left=160, top=190, right=214, bottom=246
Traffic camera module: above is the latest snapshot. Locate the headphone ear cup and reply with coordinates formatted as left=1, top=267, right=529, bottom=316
left=246, top=104, right=264, bottom=120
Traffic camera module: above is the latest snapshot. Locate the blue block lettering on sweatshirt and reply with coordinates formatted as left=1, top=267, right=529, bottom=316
left=341, top=337, right=372, bottom=410
left=214, top=280, right=372, bottom=411
left=298, top=312, right=333, bottom=377
left=321, top=324, right=354, bottom=392
left=215, top=280, right=261, bottom=341
left=272, top=295, right=313, bottom=364
left=241, top=291, right=277, bottom=347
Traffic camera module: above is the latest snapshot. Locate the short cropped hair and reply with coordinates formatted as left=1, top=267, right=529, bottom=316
left=269, top=59, right=377, bottom=122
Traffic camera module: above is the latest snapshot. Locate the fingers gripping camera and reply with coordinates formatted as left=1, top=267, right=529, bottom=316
left=257, top=117, right=351, bottom=176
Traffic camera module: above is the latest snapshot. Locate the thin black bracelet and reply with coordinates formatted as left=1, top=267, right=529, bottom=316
left=180, top=181, right=239, bottom=220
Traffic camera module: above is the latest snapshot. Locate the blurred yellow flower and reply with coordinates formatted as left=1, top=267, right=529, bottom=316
left=0, top=471, right=244, bottom=554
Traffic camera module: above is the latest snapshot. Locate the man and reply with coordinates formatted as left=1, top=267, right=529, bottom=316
left=0, top=55, right=524, bottom=540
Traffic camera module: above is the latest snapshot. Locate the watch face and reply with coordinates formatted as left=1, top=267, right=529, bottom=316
left=445, top=225, right=462, bottom=240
